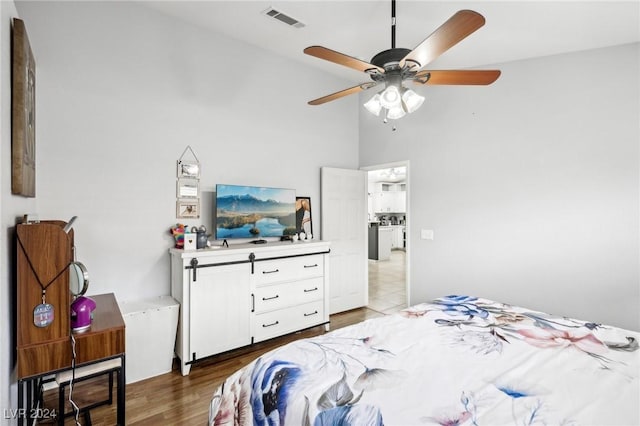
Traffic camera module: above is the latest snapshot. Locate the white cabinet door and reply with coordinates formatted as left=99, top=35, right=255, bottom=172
left=378, top=228, right=392, bottom=260
left=372, top=192, right=384, bottom=213
left=374, top=192, right=389, bottom=213
left=374, top=191, right=406, bottom=213
left=190, top=263, right=251, bottom=360
left=397, top=227, right=405, bottom=249
left=395, top=191, right=407, bottom=213
left=390, top=227, right=398, bottom=249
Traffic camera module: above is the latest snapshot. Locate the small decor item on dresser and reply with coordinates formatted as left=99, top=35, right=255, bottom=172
left=183, top=232, right=196, bottom=250
left=192, top=225, right=210, bottom=249
left=170, top=223, right=186, bottom=248
left=296, top=196, right=313, bottom=239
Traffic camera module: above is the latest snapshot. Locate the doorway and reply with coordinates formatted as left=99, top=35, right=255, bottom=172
left=363, top=163, right=409, bottom=314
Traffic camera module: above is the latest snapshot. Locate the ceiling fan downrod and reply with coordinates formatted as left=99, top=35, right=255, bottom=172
left=391, top=0, right=396, bottom=49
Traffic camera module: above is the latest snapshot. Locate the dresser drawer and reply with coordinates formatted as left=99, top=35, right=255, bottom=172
left=254, top=255, right=324, bottom=285
left=253, top=301, right=325, bottom=343
left=253, top=277, right=324, bottom=314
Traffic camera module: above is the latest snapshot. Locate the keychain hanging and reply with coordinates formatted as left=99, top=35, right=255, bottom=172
left=34, top=289, right=54, bottom=327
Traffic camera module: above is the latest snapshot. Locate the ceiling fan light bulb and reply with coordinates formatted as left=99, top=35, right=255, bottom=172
left=402, top=89, right=425, bottom=113
left=386, top=105, right=406, bottom=120
left=364, top=94, right=382, bottom=116
left=380, top=85, right=401, bottom=109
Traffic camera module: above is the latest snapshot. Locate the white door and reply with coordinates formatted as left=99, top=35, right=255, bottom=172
left=321, top=167, right=367, bottom=314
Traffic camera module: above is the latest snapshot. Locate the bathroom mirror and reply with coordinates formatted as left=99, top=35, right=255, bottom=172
left=69, top=261, right=89, bottom=297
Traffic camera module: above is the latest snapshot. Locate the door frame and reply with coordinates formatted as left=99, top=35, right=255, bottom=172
left=361, top=160, right=410, bottom=309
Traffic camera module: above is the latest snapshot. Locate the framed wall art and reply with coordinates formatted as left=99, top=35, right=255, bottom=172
left=176, top=145, right=201, bottom=218
left=12, top=18, right=36, bottom=197
left=177, top=161, right=200, bottom=179
left=177, top=200, right=200, bottom=219
left=176, top=178, right=199, bottom=198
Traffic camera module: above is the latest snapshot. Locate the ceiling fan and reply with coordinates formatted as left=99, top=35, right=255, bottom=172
left=304, top=0, right=501, bottom=121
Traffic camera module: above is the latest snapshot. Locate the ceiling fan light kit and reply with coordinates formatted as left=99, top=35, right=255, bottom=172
left=380, top=85, right=401, bottom=109
left=402, top=89, right=425, bottom=113
left=364, top=94, right=383, bottom=116
left=304, top=0, right=501, bottom=124
left=386, top=104, right=406, bottom=120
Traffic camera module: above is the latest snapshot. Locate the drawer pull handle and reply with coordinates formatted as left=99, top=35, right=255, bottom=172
left=262, top=321, right=279, bottom=328
left=262, top=295, right=279, bottom=301
left=304, top=287, right=319, bottom=293
left=303, top=264, right=318, bottom=268
left=263, top=269, right=279, bottom=274
left=304, top=310, right=319, bottom=317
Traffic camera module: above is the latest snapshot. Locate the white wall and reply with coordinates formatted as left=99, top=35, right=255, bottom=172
left=2, top=1, right=358, bottom=417
left=360, top=43, right=640, bottom=331
left=14, top=0, right=359, bottom=303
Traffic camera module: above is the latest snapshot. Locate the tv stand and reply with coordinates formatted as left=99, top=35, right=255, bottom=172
left=169, top=240, right=331, bottom=375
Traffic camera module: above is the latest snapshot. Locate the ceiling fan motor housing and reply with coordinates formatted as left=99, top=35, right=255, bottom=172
left=370, top=48, right=412, bottom=69
left=368, top=47, right=422, bottom=84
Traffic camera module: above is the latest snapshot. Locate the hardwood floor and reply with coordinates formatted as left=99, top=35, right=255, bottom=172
left=41, top=307, right=385, bottom=425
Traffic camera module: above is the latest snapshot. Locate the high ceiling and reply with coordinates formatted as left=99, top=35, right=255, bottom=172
left=140, top=1, right=639, bottom=83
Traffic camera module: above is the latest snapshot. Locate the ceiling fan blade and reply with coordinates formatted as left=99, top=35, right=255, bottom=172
left=308, top=82, right=379, bottom=106
left=413, top=69, right=501, bottom=85
left=401, top=10, right=486, bottom=69
left=304, top=46, right=384, bottom=74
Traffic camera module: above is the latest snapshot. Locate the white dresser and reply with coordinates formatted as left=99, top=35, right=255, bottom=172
left=169, top=240, right=330, bottom=375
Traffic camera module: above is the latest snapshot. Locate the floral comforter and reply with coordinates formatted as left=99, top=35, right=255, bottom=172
left=209, top=296, right=639, bottom=425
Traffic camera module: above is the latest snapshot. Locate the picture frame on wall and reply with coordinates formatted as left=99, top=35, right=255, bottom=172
left=177, top=200, right=200, bottom=219
left=11, top=18, right=36, bottom=197
left=176, top=178, right=199, bottom=198
left=177, top=161, right=200, bottom=179
left=295, top=196, right=313, bottom=239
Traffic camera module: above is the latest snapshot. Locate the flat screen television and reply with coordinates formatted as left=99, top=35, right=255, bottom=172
left=215, top=184, right=297, bottom=239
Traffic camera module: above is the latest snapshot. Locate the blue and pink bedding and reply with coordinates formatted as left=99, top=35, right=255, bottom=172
left=209, top=296, right=639, bottom=425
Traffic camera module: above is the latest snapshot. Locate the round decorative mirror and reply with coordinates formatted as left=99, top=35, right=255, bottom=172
left=69, top=261, right=89, bottom=297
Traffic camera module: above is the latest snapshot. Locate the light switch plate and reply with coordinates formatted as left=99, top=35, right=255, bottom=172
left=421, top=229, right=434, bottom=240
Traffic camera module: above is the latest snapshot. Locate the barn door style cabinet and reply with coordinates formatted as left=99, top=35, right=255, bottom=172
left=170, top=240, right=330, bottom=375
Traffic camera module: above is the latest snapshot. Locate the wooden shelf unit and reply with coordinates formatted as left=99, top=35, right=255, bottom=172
left=16, top=221, right=74, bottom=378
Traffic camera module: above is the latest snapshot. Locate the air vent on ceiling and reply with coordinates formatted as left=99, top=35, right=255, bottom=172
left=262, top=7, right=305, bottom=28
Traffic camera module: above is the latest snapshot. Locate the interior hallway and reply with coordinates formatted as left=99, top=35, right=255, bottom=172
left=367, top=250, right=407, bottom=314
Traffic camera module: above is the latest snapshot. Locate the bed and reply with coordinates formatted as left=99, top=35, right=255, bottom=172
left=208, top=295, right=639, bottom=425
